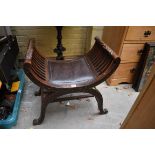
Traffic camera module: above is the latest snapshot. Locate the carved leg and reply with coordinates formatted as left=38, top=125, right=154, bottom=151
left=34, top=88, right=41, bottom=96
left=95, top=92, right=108, bottom=115
left=87, top=88, right=108, bottom=115
left=33, top=90, right=48, bottom=125
left=33, top=101, right=48, bottom=125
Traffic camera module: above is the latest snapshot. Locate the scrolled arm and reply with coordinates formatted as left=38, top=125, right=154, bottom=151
left=94, top=37, right=120, bottom=60
left=24, top=38, right=35, bottom=64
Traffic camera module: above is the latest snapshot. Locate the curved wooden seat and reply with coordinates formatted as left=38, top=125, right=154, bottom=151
left=24, top=37, right=120, bottom=125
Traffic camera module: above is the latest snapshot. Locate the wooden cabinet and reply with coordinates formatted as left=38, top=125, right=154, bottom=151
left=121, top=65, right=155, bottom=129
left=102, top=26, right=155, bottom=85
left=125, top=26, right=155, bottom=41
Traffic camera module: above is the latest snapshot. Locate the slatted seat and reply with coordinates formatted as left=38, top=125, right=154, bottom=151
left=24, top=37, right=120, bottom=125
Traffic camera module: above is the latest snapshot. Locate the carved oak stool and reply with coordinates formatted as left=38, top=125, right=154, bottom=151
left=24, top=37, right=120, bottom=125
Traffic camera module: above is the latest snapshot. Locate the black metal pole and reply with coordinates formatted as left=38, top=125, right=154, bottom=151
left=54, top=26, right=66, bottom=60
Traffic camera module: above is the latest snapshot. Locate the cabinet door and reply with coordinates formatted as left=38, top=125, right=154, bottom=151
left=125, top=26, right=155, bottom=41
left=121, top=64, right=155, bottom=128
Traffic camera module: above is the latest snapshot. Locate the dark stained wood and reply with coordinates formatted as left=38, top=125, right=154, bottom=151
left=54, top=26, right=66, bottom=60
left=24, top=37, right=120, bottom=125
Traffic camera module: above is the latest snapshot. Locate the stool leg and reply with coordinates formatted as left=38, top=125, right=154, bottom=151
left=33, top=101, right=48, bottom=125
left=95, top=92, right=108, bottom=115
left=34, top=88, right=41, bottom=96
left=33, top=90, right=48, bottom=125
left=88, top=88, right=108, bottom=115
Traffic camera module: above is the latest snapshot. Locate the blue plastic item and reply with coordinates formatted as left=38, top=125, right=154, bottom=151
left=0, top=69, right=25, bottom=128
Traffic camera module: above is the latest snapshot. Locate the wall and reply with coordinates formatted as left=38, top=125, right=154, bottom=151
left=91, top=26, right=104, bottom=47
left=11, top=26, right=92, bottom=59
left=0, top=26, right=104, bottom=59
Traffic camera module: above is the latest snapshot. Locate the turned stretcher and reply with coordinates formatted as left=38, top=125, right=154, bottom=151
left=24, top=37, right=120, bottom=125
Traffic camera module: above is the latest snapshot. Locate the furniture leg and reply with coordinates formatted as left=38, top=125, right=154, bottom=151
left=87, top=88, right=108, bottom=115
left=33, top=90, right=48, bottom=125
left=34, top=88, right=41, bottom=96
left=54, top=26, right=66, bottom=60
left=95, top=94, right=108, bottom=115
left=33, top=101, right=48, bottom=125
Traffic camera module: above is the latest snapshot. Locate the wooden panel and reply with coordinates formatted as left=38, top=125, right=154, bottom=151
left=121, top=44, right=144, bottom=63
left=113, top=63, right=138, bottom=81
left=125, top=26, right=155, bottom=41
left=121, top=65, right=155, bottom=128
left=102, top=26, right=127, bottom=55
